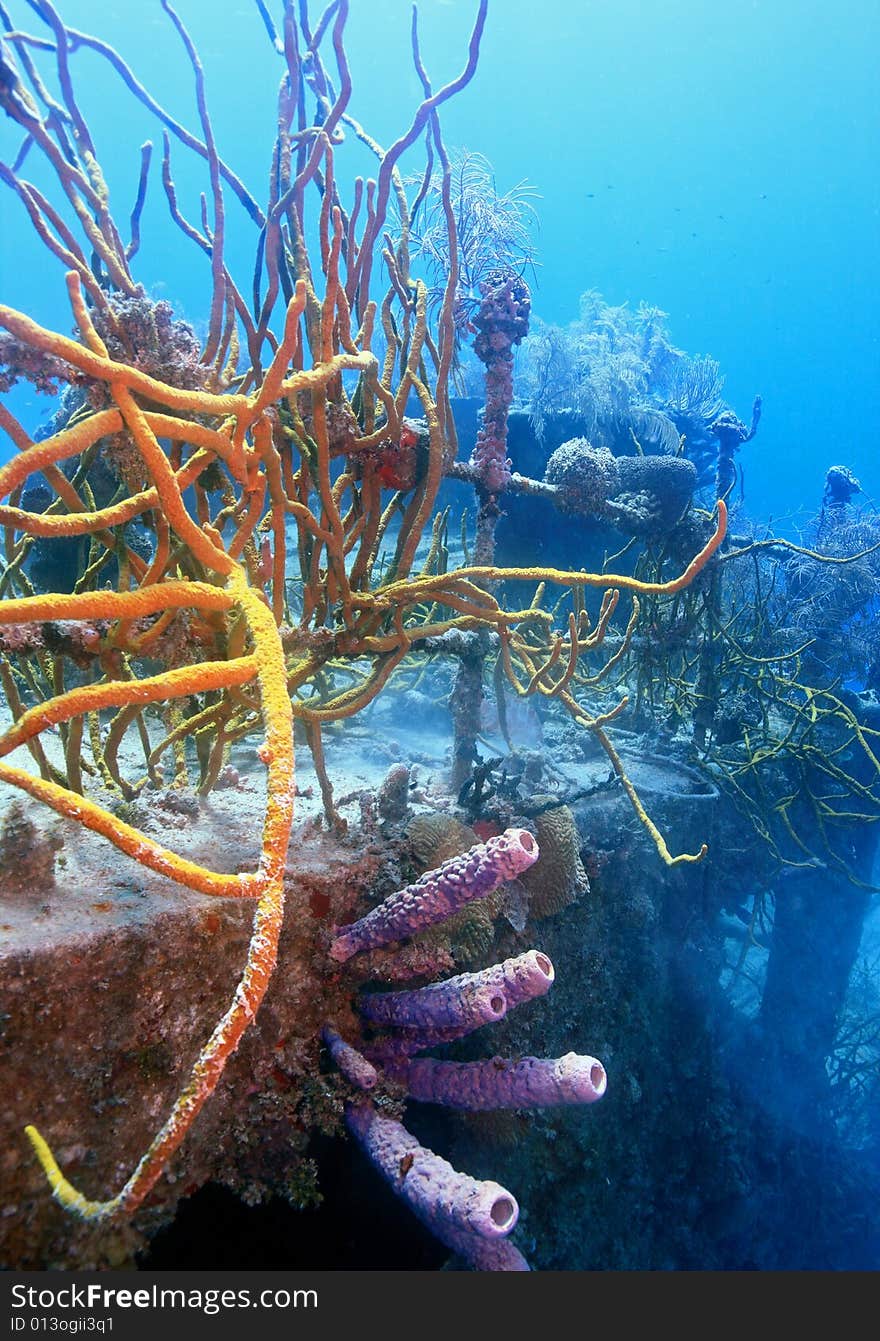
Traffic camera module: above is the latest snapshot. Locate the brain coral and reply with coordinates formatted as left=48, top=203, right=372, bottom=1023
left=519, top=802, right=589, bottom=920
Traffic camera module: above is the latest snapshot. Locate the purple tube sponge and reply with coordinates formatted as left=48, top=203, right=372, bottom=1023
left=485, top=948, right=555, bottom=1008
left=400, top=1052, right=608, bottom=1110
left=439, top=1225, right=530, bottom=1272
left=329, top=828, right=538, bottom=963
left=361, top=977, right=505, bottom=1032
left=345, top=1101, right=521, bottom=1251
left=321, top=1026, right=378, bottom=1091
left=358, top=949, right=555, bottom=1032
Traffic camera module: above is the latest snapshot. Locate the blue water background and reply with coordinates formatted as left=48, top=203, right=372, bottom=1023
left=1, top=0, right=878, bottom=527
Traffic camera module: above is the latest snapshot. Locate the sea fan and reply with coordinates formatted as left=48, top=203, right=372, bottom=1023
left=406, top=149, right=540, bottom=337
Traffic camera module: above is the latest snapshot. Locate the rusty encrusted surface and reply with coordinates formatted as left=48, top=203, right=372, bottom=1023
left=0, top=782, right=388, bottom=1268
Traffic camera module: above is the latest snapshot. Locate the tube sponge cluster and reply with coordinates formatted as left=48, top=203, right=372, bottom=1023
left=324, top=831, right=607, bottom=1270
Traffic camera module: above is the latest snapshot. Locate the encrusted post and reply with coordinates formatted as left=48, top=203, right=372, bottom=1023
left=693, top=398, right=761, bottom=749
left=451, top=270, right=531, bottom=788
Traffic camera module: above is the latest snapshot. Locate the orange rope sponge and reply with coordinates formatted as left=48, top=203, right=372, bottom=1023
left=22, top=567, right=295, bottom=1220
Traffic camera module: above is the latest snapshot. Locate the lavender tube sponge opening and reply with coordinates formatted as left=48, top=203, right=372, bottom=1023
left=330, top=828, right=539, bottom=963
left=345, top=1101, right=520, bottom=1245
left=357, top=949, right=554, bottom=1032
left=485, top=948, right=555, bottom=1007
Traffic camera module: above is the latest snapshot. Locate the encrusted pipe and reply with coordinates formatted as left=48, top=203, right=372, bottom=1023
left=329, top=828, right=538, bottom=963
left=358, top=950, right=555, bottom=1031
left=345, top=1101, right=520, bottom=1247
left=400, top=1052, right=608, bottom=1110
left=321, top=1025, right=378, bottom=1091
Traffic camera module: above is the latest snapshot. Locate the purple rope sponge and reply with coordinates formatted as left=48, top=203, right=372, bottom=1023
left=321, top=1026, right=378, bottom=1091
left=346, top=1101, right=520, bottom=1246
left=401, top=1052, right=608, bottom=1110
left=329, top=828, right=538, bottom=963
left=358, top=949, right=555, bottom=1032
